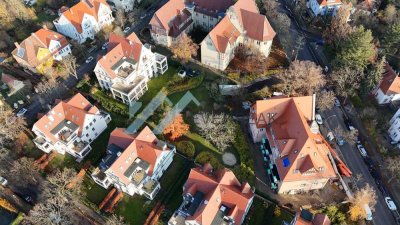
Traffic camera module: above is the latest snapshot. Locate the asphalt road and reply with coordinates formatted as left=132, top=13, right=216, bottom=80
left=23, top=0, right=167, bottom=125
left=320, top=106, right=397, bottom=225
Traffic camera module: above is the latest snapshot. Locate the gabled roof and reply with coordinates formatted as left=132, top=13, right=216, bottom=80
left=12, top=28, right=69, bottom=68
left=251, top=96, right=336, bottom=182
left=107, top=126, right=170, bottom=185
left=192, top=0, right=234, bottom=17
left=59, top=0, right=110, bottom=33
left=208, top=17, right=240, bottom=53
left=97, top=32, right=143, bottom=79
left=33, top=93, right=100, bottom=143
left=183, top=164, right=254, bottom=225
left=317, top=0, right=342, bottom=6
left=378, top=63, right=400, bottom=96
left=150, top=0, right=187, bottom=31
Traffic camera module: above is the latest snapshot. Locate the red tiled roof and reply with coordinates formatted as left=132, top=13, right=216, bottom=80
left=97, top=32, right=143, bottom=79
left=60, top=0, right=110, bottom=33
left=33, top=93, right=100, bottom=143
left=108, top=126, right=169, bottom=185
left=150, top=0, right=187, bottom=31
left=251, top=96, right=336, bottom=182
left=317, top=0, right=342, bottom=6
left=183, top=164, right=254, bottom=225
left=208, top=17, right=240, bottom=53
left=378, top=63, right=400, bottom=96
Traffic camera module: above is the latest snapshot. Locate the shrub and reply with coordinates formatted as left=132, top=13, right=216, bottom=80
left=176, top=141, right=195, bottom=158
left=91, top=90, right=129, bottom=116
left=166, top=75, right=204, bottom=94
left=195, top=152, right=222, bottom=170
left=273, top=206, right=281, bottom=217
left=232, top=163, right=255, bottom=185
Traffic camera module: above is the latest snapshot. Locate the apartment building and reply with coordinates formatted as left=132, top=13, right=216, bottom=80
left=307, top=0, right=343, bottom=16
left=94, top=32, right=168, bottom=105
left=108, top=0, right=140, bottom=11
left=373, top=63, right=400, bottom=105
left=91, top=126, right=176, bottom=200
left=32, top=93, right=111, bottom=161
left=249, top=96, right=337, bottom=194
left=54, top=0, right=114, bottom=43
left=12, top=27, right=71, bottom=73
left=168, top=163, right=254, bottom=225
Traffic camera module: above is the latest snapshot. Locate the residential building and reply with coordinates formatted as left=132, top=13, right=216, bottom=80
left=150, top=0, right=275, bottom=71
left=11, top=27, right=71, bottom=73
left=307, top=0, right=343, bottom=16
left=54, top=0, right=114, bottom=44
left=1, top=73, right=26, bottom=96
left=373, top=63, right=400, bottom=105
left=168, top=163, right=254, bottom=225
left=91, top=126, right=176, bottom=200
left=388, top=108, right=400, bottom=143
left=94, top=32, right=168, bottom=105
left=108, top=0, right=140, bottom=11
left=32, top=93, right=111, bottom=161
left=249, top=95, right=337, bottom=194
left=285, top=209, right=331, bottom=225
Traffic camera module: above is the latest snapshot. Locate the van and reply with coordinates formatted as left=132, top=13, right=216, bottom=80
left=364, top=204, right=373, bottom=221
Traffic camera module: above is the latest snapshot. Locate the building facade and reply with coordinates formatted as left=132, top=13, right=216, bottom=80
left=388, top=109, right=400, bottom=143
left=373, top=63, right=400, bottom=105
left=94, top=32, right=168, bottom=105
left=249, top=96, right=337, bottom=194
left=32, top=93, right=111, bottom=161
left=12, top=27, right=71, bottom=73
left=307, top=0, right=343, bottom=16
left=91, top=126, right=176, bottom=200
left=168, top=164, right=254, bottom=225
left=54, top=0, right=114, bottom=44
left=108, top=0, right=141, bottom=11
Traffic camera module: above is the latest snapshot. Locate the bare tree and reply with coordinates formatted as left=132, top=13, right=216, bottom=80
left=348, top=184, right=377, bottom=221
left=274, top=13, right=291, bottom=34
left=170, top=33, right=198, bottom=64
left=10, top=157, right=40, bottom=187
left=263, top=0, right=279, bottom=18
left=105, top=215, right=128, bottom=225
left=331, top=66, right=362, bottom=103
left=0, top=106, right=26, bottom=147
left=44, top=168, right=82, bottom=200
left=334, top=127, right=358, bottom=145
left=317, top=91, right=335, bottom=111
left=380, top=4, right=397, bottom=24
left=323, top=4, right=354, bottom=49
left=193, top=112, right=236, bottom=151
left=385, top=156, right=400, bottom=182
left=115, top=8, right=126, bottom=29
left=61, top=55, right=78, bottom=79
left=127, top=8, right=140, bottom=24
left=279, top=60, right=325, bottom=96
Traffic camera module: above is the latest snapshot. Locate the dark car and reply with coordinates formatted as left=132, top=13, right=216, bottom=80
left=344, top=119, right=355, bottom=131
left=363, top=156, right=375, bottom=169
left=14, top=189, right=36, bottom=205
left=185, top=68, right=200, bottom=77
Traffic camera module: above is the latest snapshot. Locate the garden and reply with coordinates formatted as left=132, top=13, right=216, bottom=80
left=245, top=197, right=294, bottom=225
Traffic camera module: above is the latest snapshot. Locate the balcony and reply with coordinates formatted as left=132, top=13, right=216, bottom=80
left=51, top=119, right=79, bottom=144
left=33, top=136, right=52, bottom=153
left=142, top=179, right=160, bottom=198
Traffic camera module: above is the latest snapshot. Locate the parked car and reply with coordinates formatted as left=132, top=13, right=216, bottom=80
left=0, top=176, right=7, bottom=186
left=16, top=108, right=27, bottom=117
left=315, top=114, right=323, bottom=125
left=364, top=204, right=373, bottom=221
left=101, top=42, right=109, bottom=50
left=344, top=119, right=355, bottom=131
left=14, top=191, right=35, bottom=205
left=337, top=136, right=344, bottom=146
left=85, top=56, right=94, bottom=64
left=140, top=13, right=147, bottom=19
left=123, top=26, right=131, bottom=33
left=186, top=68, right=200, bottom=77
left=356, top=144, right=368, bottom=157
left=334, top=98, right=341, bottom=107
left=363, top=156, right=374, bottom=169
left=385, top=197, right=397, bottom=211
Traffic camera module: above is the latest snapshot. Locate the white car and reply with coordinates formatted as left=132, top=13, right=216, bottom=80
left=385, top=197, right=397, bottom=211
left=16, top=108, right=27, bottom=117
left=123, top=26, right=131, bottom=33
left=334, top=98, right=341, bottom=107
left=0, top=176, right=7, bottom=186
left=101, top=42, right=109, bottom=50
left=315, top=114, right=323, bottom=125
left=85, top=56, right=94, bottom=63
left=356, top=144, right=367, bottom=157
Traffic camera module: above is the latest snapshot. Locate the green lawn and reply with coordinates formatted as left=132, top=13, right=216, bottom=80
left=82, top=176, right=109, bottom=206
left=34, top=12, right=57, bottom=24
left=115, top=196, right=152, bottom=225
left=245, top=197, right=294, bottom=225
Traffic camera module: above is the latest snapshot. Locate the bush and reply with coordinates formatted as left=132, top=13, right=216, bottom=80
left=232, top=163, right=255, bottom=185
left=166, top=75, right=204, bottom=94
left=91, top=90, right=129, bottom=116
left=176, top=141, right=195, bottom=158
left=232, top=124, right=255, bottom=184
left=195, top=152, right=222, bottom=170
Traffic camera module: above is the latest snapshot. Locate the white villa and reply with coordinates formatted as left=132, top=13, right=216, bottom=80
left=373, top=63, right=400, bottom=105
left=91, top=126, right=176, bottom=200
left=32, top=93, right=111, bottom=161
left=94, top=32, right=168, bottom=105
left=150, top=0, right=275, bottom=71
left=307, top=0, right=343, bottom=16
left=389, top=109, right=400, bottom=144
left=54, top=0, right=114, bottom=44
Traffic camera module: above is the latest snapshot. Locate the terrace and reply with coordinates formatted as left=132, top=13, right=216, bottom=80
left=124, top=158, right=150, bottom=186
left=51, top=119, right=79, bottom=144
left=113, top=58, right=137, bottom=79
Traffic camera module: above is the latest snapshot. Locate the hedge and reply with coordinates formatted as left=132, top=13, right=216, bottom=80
left=176, top=141, right=195, bottom=158
left=166, top=75, right=204, bottom=94
left=10, top=213, right=24, bottom=225
left=195, top=152, right=222, bottom=170
left=232, top=124, right=255, bottom=183
left=91, top=90, right=129, bottom=116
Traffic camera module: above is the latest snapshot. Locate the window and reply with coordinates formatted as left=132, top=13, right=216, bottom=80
left=92, top=127, right=95, bottom=131
left=89, top=122, right=93, bottom=126
left=86, top=134, right=89, bottom=137
left=93, top=118, right=97, bottom=123
left=257, top=41, right=261, bottom=45
left=85, top=126, right=89, bottom=130
left=89, top=138, right=92, bottom=142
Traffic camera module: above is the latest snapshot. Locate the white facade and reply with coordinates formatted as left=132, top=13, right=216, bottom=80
left=33, top=110, right=111, bottom=161
left=92, top=144, right=176, bottom=200
left=54, top=2, right=114, bottom=43
left=374, top=88, right=400, bottom=105
left=94, top=45, right=168, bottom=105
left=389, top=109, right=400, bottom=143
left=48, top=40, right=72, bottom=61
left=307, top=0, right=342, bottom=16
left=109, top=0, right=141, bottom=11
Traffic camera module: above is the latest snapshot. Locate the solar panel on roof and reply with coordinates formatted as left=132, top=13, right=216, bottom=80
left=283, top=157, right=290, bottom=167
left=16, top=48, right=25, bottom=58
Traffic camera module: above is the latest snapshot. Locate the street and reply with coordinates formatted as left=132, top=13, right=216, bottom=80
left=320, top=106, right=397, bottom=225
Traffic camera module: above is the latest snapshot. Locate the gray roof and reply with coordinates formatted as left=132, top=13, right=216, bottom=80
left=50, top=119, right=79, bottom=135
left=123, top=158, right=150, bottom=184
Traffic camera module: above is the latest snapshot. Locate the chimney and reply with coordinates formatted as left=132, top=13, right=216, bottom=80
left=312, top=93, right=316, bottom=121
left=176, top=9, right=180, bottom=16
left=43, top=24, right=48, bottom=30
left=14, top=42, right=20, bottom=49
left=310, top=93, right=319, bottom=134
